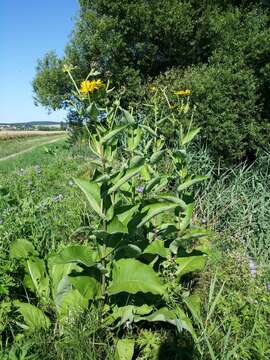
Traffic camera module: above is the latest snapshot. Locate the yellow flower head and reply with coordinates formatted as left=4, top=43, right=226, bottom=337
left=80, top=79, right=104, bottom=94
left=174, top=89, right=191, bottom=96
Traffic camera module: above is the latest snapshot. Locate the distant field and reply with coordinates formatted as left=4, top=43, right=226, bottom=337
left=0, top=130, right=65, bottom=140
left=0, top=138, right=68, bottom=174
left=0, top=134, right=67, bottom=159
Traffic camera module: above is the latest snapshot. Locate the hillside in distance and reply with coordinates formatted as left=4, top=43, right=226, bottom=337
left=0, top=121, right=64, bottom=126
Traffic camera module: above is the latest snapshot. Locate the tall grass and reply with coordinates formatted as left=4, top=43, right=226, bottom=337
left=189, top=147, right=270, bottom=265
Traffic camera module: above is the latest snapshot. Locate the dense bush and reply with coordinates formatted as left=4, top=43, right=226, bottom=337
left=151, top=61, right=270, bottom=162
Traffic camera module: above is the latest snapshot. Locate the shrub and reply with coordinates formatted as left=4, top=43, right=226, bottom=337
left=150, top=61, right=270, bottom=163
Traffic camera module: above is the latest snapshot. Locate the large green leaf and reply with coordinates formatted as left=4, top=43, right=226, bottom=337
left=135, top=307, right=196, bottom=336
left=108, top=259, right=164, bottom=295
left=24, top=257, right=49, bottom=298
left=144, top=176, right=161, bottom=193
left=176, top=256, right=206, bottom=278
left=48, top=262, right=78, bottom=299
left=115, top=338, right=135, bottom=360
left=104, top=304, right=153, bottom=327
left=114, top=244, right=142, bottom=259
left=10, top=239, right=38, bottom=259
left=108, top=162, right=145, bottom=194
left=107, top=215, right=128, bottom=234
left=143, top=240, right=169, bottom=258
left=122, top=109, right=135, bottom=124
left=181, top=128, right=200, bottom=146
left=128, top=127, right=142, bottom=150
left=134, top=307, right=179, bottom=327
left=69, top=274, right=102, bottom=300
left=117, top=205, right=139, bottom=226
left=74, top=178, right=104, bottom=218
left=177, top=176, right=208, bottom=192
left=184, top=294, right=201, bottom=319
left=51, top=246, right=98, bottom=267
left=150, top=150, right=165, bottom=165
left=137, top=202, right=180, bottom=228
left=58, top=290, right=89, bottom=318
left=55, top=277, right=88, bottom=317
left=101, top=125, right=128, bottom=144
left=14, top=302, right=51, bottom=331
left=179, top=203, right=194, bottom=233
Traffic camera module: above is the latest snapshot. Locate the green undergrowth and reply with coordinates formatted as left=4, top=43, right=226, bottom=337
left=0, top=140, right=269, bottom=359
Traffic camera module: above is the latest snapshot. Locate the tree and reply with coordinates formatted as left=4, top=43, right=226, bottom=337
left=32, top=51, right=71, bottom=110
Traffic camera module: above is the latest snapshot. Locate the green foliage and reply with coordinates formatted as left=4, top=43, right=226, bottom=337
left=193, top=151, right=270, bottom=264
left=151, top=61, right=269, bottom=162
left=3, top=81, right=210, bottom=353
left=32, top=51, right=71, bottom=110
left=197, top=252, right=270, bottom=359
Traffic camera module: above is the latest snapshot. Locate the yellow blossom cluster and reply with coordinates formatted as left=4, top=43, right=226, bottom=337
left=80, top=79, right=104, bottom=94
left=174, top=89, right=191, bottom=96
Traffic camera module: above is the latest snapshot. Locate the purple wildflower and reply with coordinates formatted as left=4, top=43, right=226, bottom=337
left=136, top=186, right=144, bottom=194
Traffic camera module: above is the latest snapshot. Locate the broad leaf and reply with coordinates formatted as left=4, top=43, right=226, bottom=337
left=115, top=338, right=135, bottom=360
left=48, top=262, right=79, bottom=299
left=51, top=246, right=98, bottom=267
left=176, top=256, right=206, bottom=278
left=74, top=178, right=104, bottom=218
left=24, top=257, right=49, bottom=298
left=181, top=128, right=200, bottom=146
left=69, top=274, right=102, bottom=300
left=135, top=307, right=196, bottom=337
left=14, top=302, right=50, bottom=330
left=179, top=203, right=194, bottom=233
left=107, top=216, right=128, bottom=234
left=122, top=109, right=135, bottom=124
left=137, top=202, right=180, bottom=228
left=150, top=150, right=165, bottom=165
left=101, top=125, right=128, bottom=144
left=184, top=294, right=201, bottom=319
left=10, top=239, right=37, bottom=259
left=57, top=288, right=89, bottom=318
left=108, top=259, right=164, bottom=295
left=177, top=176, right=208, bottom=192
left=104, top=304, right=153, bottom=327
left=143, top=240, right=169, bottom=258
left=117, top=205, right=139, bottom=226
left=108, top=163, right=145, bottom=194
left=114, top=244, right=142, bottom=259
left=128, top=127, right=142, bottom=150
left=144, top=176, right=160, bottom=193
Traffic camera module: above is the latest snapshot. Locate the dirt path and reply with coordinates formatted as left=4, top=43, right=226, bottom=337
left=0, top=135, right=67, bottom=162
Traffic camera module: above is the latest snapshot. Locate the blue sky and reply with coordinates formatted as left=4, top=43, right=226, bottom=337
left=0, top=0, right=78, bottom=123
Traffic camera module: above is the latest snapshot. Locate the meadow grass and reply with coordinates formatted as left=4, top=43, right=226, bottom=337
left=0, top=134, right=66, bottom=159
left=0, top=138, right=68, bottom=174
